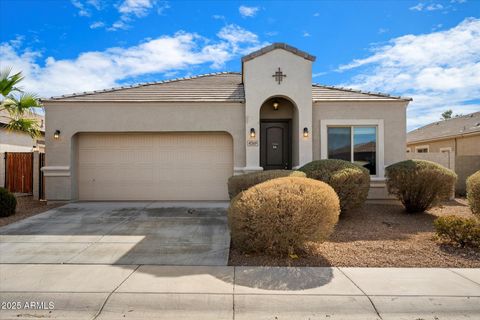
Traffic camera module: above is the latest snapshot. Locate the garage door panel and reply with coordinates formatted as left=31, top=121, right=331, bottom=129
left=77, top=133, right=233, bottom=201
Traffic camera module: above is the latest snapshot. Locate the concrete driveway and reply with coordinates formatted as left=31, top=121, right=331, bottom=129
left=0, top=202, right=230, bottom=265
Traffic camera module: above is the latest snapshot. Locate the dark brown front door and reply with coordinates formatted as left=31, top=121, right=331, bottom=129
left=260, top=121, right=291, bottom=170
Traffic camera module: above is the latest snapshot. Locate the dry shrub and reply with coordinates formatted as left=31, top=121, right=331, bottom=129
left=227, top=170, right=306, bottom=199
left=0, top=188, right=16, bottom=217
left=386, top=160, right=457, bottom=213
left=228, top=176, right=340, bottom=255
left=298, top=159, right=370, bottom=212
left=434, top=215, right=480, bottom=248
left=466, top=170, right=480, bottom=217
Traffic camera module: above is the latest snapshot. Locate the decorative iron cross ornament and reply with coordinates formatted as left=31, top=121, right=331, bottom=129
left=272, top=67, right=286, bottom=84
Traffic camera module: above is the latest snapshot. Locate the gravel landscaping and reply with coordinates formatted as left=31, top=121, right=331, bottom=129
left=229, top=198, right=480, bottom=267
left=0, top=196, right=61, bottom=227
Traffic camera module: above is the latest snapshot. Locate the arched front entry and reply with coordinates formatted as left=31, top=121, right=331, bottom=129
left=259, top=97, right=298, bottom=170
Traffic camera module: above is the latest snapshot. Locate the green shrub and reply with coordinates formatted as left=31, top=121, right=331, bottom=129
left=466, top=170, right=480, bottom=217
left=385, top=160, right=457, bottom=213
left=227, top=170, right=306, bottom=199
left=298, top=159, right=370, bottom=212
left=0, top=188, right=17, bottom=217
left=434, top=215, right=480, bottom=248
left=228, top=176, right=340, bottom=255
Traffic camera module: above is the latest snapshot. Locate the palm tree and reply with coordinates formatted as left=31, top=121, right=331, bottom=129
left=0, top=67, right=42, bottom=138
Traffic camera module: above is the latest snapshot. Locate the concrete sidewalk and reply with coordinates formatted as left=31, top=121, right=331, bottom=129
left=0, top=265, right=479, bottom=319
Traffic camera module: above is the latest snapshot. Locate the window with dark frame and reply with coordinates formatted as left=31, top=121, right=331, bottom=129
left=327, top=126, right=377, bottom=175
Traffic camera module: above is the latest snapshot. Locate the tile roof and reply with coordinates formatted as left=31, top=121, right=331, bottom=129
left=43, top=72, right=411, bottom=102
left=408, top=111, right=480, bottom=143
left=312, top=84, right=410, bottom=101
left=242, top=43, right=316, bottom=62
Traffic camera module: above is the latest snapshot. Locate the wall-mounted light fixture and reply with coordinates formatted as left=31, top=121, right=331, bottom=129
left=54, top=130, right=61, bottom=139
left=272, top=100, right=279, bottom=110
left=303, top=127, right=309, bottom=137
left=250, top=128, right=256, bottom=138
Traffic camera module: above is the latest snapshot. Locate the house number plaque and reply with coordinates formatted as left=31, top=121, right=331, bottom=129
left=247, top=140, right=258, bottom=146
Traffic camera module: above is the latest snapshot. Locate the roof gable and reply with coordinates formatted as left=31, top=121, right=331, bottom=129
left=242, top=43, right=316, bottom=63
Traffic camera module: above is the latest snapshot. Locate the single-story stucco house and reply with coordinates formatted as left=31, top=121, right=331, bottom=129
left=42, top=43, right=411, bottom=201
left=407, top=111, right=480, bottom=193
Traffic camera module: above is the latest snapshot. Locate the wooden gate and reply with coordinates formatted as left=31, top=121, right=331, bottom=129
left=5, top=152, right=33, bottom=194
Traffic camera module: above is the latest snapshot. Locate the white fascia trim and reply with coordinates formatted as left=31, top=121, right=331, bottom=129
left=320, top=119, right=385, bottom=178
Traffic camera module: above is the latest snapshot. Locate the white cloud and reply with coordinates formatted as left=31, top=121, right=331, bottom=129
left=312, top=72, right=327, bottom=78
left=109, top=0, right=169, bottom=31
left=0, top=25, right=263, bottom=98
left=89, top=21, right=105, bottom=29
left=217, top=24, right=259, bottom=47
left=338, top=18, right=480, bottom=130
left=303, top=31, right=311, bottom=37
left=239, top=5, right=259, bottom=18
left=118, top=0, right=154, bottom=17
left=87, top=0, right=103, bottom=10
left=410, top=2, right=444, bottom=11
left=71, top=0, right=91, bottom=16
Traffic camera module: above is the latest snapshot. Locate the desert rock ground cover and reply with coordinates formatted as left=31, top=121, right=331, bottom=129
left=229, top=198, right=480, bottom=267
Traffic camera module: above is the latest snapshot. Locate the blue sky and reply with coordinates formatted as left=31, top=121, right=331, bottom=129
left=1, top=0, right=479, bottom=130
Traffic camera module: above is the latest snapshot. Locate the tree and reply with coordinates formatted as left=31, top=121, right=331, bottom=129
left=0, top=68, right=41, bottom=138
left=441, top=110, right=453, bottom=120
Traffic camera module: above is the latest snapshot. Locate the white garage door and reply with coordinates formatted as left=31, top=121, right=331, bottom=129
left=77, top=133, right=233, bottom=201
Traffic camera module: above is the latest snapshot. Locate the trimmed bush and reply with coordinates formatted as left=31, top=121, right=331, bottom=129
left=228, top=176, right=340, bottom=255
left=0, top=188, right=17, bottom=217
left=227, top=170, right=306, bottom=199
left=385, top=160, right=457, bottom=213
left=434, top=215, right=480, bottom=248
left=466, top=170, right=480, bottom=217
left=298, top=159, right=370, bottom=212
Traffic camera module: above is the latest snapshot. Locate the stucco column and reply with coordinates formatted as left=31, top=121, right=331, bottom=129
left=297, top=102, right=313, bottom=167
left=244, top=102, right=263, bottom=172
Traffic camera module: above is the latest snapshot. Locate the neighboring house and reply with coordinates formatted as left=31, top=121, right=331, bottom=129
left=0, top=110, right=45, bottom=189
left=407, top=111, right=480, bottom=193
left=42, top=43, right=411, bottom=201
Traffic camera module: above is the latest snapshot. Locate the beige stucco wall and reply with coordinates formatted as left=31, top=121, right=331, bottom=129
left=43, top=101, right=245, bottom=200
left=313, top=101, right=408, bottom=170
left=407, top=139, right=455, bottom=153
left=456, top=134, right=480, bottom=155
left=243, top=49, right=313, bottom=170
left=407, top=134, right=480, bottom=155
left=407, top=134, right=480, bottom=194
